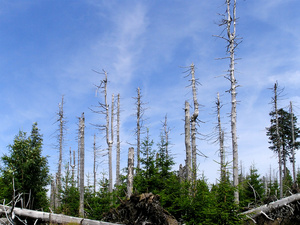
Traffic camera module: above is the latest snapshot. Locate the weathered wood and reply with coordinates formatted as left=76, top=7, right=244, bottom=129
left=127, top=147, right=134, bottom=199
left=0, top=204, right=122, bottom=224
left=241, top=193, right=300, bottom=219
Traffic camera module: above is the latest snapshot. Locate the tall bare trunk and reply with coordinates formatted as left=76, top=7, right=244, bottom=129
left=93, top=134, right=97, bottom=193
left=190, top=63, right=199, bottom=182
left=290, top=101, right=296, bottom=183
left=108, top=94, right=114, bottom=193
left=127, top=147, right=134, bottom=199
left=116, top=94, right=121, bottom=186
left=225, top=0, right=239, bottom=204
left=136, top=87, right=141, bottom=170
left=185, top=101, right=191, bottom=181
left=163, top=114, right=170, bottom=156
left=217, top=93, right=226, bottom=179
left=71, top=150, right=75, bottom=185
left=274, top=83, right=283, bottom=198
left=79, top=112, right=85, bottom=217
left=56, top=95, right=65, bottom=207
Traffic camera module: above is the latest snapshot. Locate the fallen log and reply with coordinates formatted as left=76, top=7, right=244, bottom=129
left=240, top=193, right=300, bottom=219
left=0, top=204, right=122, bottom=225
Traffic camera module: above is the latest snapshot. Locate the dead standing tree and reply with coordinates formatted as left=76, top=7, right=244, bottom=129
left=116, top=94, right=121, bottom=186
left=133, top=87, right=147, bottom=172
left=184, top=63, right=201, bottom=182
left=52, top=95, right=66, bottom=210
left=92, top=70, right=114, bottom=193
left=215, top=0, right=241, bottom=203
left=273, top=82, right=283, bottom=198
left=216, top=93, right=226, bottom=180
left=79, top=112, right=85, bottom=217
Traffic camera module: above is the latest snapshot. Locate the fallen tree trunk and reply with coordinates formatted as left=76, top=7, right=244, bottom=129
left=0, top=204, right=122, bottom=225
left=241, top=193, right=300, bottom=219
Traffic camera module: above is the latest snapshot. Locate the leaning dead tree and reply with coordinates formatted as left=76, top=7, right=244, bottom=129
left=79, top=112, right=85, bottom=217
left=241, top=193, right=300, bottom=222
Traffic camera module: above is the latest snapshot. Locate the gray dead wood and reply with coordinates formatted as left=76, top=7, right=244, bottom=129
left=241, top=193, right=300, bottom=219
left=116, top=94, right=121, bottom=186
left=0, top=205, right=122, bottom=225
left=127, top=147, right=134, bottom=199
left=79, top=112, right=85, bottom=217
left=185, top=101, right=191, bottom=181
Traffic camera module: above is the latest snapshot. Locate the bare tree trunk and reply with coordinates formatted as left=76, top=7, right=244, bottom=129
left=290, top=101, right=296, bottom=183
left=127, top=147, right=134, bottom=199
left=93, top=134, right=97, bottom=193
left=77, top=127, right=80, bottom=189
left=56, top=95, right=65, bottom=208
left=71, top=150, right=75, bottom=185
left=108, top=94, right=114, bottom=193
left=79, top=112, right=85, bottom=217
left=163, top=114, right=170, bottom=157
left=0, top=204, right=121, bottom=225
left=274, top=82, right=283, bottom=198
left=225, top=0, right=239, bottom=204
left=217, top=93, right=226, bottom=179
left=185, top=101, right=191, bottom=181
left=190, top=63, right=199, bottom=182
left=136, top=87, right=141, bottom=170
left=116, top=94, right=121, bottom=186
left=50, top=179, right=56, bottom=210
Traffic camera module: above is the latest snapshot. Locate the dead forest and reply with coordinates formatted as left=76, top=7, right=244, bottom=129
left=1, top=0, right=300, bottom=225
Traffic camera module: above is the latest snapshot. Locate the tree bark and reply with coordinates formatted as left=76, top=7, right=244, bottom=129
left=185, top=101, right=191, bottom=181
left=226, top=0, right=239, bottom=204
left=93, top=134, right=97, bottom=193
left=217, top=93, right=225, bottom=180
left=190, top=63, right=199, bottom=182
left=116, top=94, right=121, bottom=186
left=0, top=205, right=121, bottom=225
left=290, top=101, right=296, bottom=182
left=274, top=82, right=283, bottom=198
left=136, top=87, right=141, bottom=171
left=127, top=147, right=134, bottom=199
left=240, top=193, right=300, bottom=219
left=79, top=112, right=85, bottom=217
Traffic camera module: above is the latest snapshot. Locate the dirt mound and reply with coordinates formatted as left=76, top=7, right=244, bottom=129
left=103, top=193, right=178, bottom=225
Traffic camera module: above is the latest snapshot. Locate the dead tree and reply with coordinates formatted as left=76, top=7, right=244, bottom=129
left=273, top=82, right=283, bottom=198
left=133, top=87, right=147, bottom=171
left=127, top=147, right=134, bottom=199
left=162, top=114, right=171, bottom=156
left=116, top=94, right=121, bottom=186
left=93, top=134, right=97, bottom=193
left=184, top=101, right=191, bottom=181
left=91, top=70, right=114, bottom=193
left=215, top=0, right=240, bottom=203
left=216, top=93, right=226, bottom=179
left=79, top=112, right=85, bottom=217
left=190, top=63, right=199, bottom=182
left=55, top=95, right=66, bottom=208
left=290, top=101, right=296, bottom=183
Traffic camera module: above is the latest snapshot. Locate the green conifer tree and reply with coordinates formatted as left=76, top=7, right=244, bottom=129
left=0, top=123, right=50, bottom=210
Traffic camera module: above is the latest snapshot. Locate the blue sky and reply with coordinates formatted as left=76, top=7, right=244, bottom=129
left=0, top=0, right=300, bottom=185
